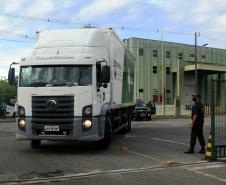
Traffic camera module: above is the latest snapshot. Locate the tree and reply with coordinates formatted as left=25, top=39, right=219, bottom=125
left=0, top=80, right=17, bottom=103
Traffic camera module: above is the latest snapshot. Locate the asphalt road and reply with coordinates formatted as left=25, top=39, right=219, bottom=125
left=0, top=117, right=226, bottom=185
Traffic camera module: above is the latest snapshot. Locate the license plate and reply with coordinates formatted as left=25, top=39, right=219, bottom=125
left=44, top=125, right=60, bottom=132
left=140, top=113, right=146, bottom=117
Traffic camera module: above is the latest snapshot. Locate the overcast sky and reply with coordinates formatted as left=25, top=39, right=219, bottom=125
left=1, top=0, right=226, bottom=77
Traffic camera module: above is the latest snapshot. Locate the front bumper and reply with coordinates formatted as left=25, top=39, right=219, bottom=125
left=16, top=116, right=105, bottom=141
left=133, top=111, right=151, bottom=118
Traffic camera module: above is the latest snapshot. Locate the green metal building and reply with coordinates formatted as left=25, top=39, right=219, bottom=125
left=124, top=38, right=226, bottom=107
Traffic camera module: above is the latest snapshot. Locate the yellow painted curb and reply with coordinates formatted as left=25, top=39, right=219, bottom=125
left=165, top=160, right=176, bottom=165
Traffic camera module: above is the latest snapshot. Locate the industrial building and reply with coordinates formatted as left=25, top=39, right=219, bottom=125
left=124, top=38, right=226, bottom=109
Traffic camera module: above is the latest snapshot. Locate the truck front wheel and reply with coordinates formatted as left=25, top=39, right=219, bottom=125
left=31, top=140, right=41, bottom=148
left=96, top=115, right=112, bottom=149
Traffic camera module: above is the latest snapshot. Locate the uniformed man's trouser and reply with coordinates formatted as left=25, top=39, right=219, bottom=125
left=190, top=127, right=205, bottom=149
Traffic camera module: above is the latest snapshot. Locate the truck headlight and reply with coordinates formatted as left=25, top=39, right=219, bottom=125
left=18, top=119, right=26, bottom=129
left=82, top=105, right=92, bottom=116
left=18, top=106, right=25, bottom=117
left=82, top=120, right=92, bottom=128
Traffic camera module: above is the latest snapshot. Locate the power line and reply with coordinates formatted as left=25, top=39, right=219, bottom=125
left=0, top=29, right=35, bottom=40
left=159, top=30, right=193, bottom=36
left=200, top=34, right=226, bottom=45
left=0, top=38, right=35, bottom=43
left=0, top=13, right=85, bottom=26
left=1, top=13, right=225, bottom=48
left=0, top=13, right=195, bottom=36
left=114, top=26, right=158, bottom=33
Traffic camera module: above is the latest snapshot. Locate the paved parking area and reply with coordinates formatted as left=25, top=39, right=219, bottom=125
left=0, top=118, right=226, bottom=185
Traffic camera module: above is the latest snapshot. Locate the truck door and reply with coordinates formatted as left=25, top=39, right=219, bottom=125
left=96, top=63, right=110, bottom=108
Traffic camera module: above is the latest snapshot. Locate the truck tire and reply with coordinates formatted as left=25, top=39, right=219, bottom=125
left=132, top=115, right=136, bottom=121
left=96, top=115, right=112, bottom=149
left=127, top=111, right=132, bottom=132
left=118, top=110, right=127, bottom=134
left=31, top=140, right=41, bottom=148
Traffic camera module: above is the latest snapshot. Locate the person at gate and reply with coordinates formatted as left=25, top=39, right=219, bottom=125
left=184, top=93, right=206, bottom=154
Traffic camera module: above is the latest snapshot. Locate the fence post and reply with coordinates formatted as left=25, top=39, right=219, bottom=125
left=211, top=78, right=216, bottom=160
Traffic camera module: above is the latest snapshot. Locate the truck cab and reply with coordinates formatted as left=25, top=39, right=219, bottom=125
left=8, top=28, right=135, bottom=149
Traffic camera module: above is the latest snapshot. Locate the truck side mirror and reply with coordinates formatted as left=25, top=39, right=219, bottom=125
left=8, top=68, right=16, bottom=85
left=101, top=66, right=110, bottom=84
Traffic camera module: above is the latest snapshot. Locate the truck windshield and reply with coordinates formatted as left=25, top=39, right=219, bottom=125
left=20, top=65, right=92, bottom=87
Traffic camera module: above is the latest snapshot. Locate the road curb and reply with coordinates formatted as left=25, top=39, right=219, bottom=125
left=152, top=115, right=210, bottom=120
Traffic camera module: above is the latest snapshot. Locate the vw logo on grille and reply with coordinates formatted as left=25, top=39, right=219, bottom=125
left=46, top=99, right=57, bottom=111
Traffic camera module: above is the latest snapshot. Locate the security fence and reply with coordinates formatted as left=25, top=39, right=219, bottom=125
left=208, top=80, right=226, bottom=160
left=155, top=104, right=213, bottom=116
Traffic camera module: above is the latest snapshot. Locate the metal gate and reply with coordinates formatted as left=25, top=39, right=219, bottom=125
left=208, top=79, right=226, bottom=160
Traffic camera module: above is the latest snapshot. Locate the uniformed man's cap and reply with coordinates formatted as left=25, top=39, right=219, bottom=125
left=192, top=93, right=201, bottom=98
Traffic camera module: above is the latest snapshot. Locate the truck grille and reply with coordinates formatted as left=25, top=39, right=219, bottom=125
left=32, top=96, right=74, bottom=124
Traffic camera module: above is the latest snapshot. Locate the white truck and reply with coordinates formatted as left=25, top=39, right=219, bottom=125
left=8, top=28, right=135, bottom=149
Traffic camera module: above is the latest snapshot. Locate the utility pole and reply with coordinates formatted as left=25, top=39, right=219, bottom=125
left=195, top=32, right=198, bottom=93
left=161, top=31, right=165, bottom=116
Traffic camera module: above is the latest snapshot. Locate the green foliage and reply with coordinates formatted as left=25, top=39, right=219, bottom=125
left=0, top=80, right=17, bottom=102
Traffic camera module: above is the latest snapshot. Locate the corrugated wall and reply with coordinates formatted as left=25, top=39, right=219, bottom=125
left=124, top=38, right=226, bottom=106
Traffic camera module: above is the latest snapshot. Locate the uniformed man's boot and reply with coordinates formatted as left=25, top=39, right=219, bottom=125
left=184, top=148, right=194, bottom=154
left=199, top=146, right=205, bottom=154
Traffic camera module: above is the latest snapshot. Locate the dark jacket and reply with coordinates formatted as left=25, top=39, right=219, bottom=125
left=191, top=102, right=204, bottom=128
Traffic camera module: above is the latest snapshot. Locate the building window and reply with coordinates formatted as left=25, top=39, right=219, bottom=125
left=153, top=50, right=158, bottom=57
left=139, top=48, right=144, bottom=56
left=166, top=67, right=170, bottom=74
left=178, top=52, right=183, bottom=59
left=202, top=55, right=206, bottom=59
left=166, top=89, right=171, bottom=93
left=190, top=53, right=194, bottom=57
left=153, top=66, right=157, bottom=74
left=139, top=89, right=144, bottom=93
left=166, top=51, right=170, bottom=58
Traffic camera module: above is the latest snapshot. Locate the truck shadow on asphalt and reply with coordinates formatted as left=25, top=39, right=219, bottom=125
left=22, top=135, right=127, bottom=155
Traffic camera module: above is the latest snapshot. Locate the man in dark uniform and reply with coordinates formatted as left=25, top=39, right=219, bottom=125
left=184, top=93, right=205, bottom=154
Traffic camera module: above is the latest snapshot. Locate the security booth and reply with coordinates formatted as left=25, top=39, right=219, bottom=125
left=183, top=63, right=226, bottom=106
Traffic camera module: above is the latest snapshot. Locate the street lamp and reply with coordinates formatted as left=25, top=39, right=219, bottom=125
left=194, top=31, right=208, bottom=93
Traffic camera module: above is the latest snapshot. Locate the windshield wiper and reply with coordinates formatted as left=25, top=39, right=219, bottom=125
left=45, top=82, right=79, bottom=87
left=46, top=82, right=66, bottom=86
left=29, top=81, right=79, bottom=87
left=30, top=81, right=47, bottom=87
left=66, top=82, right=79, bottom=86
